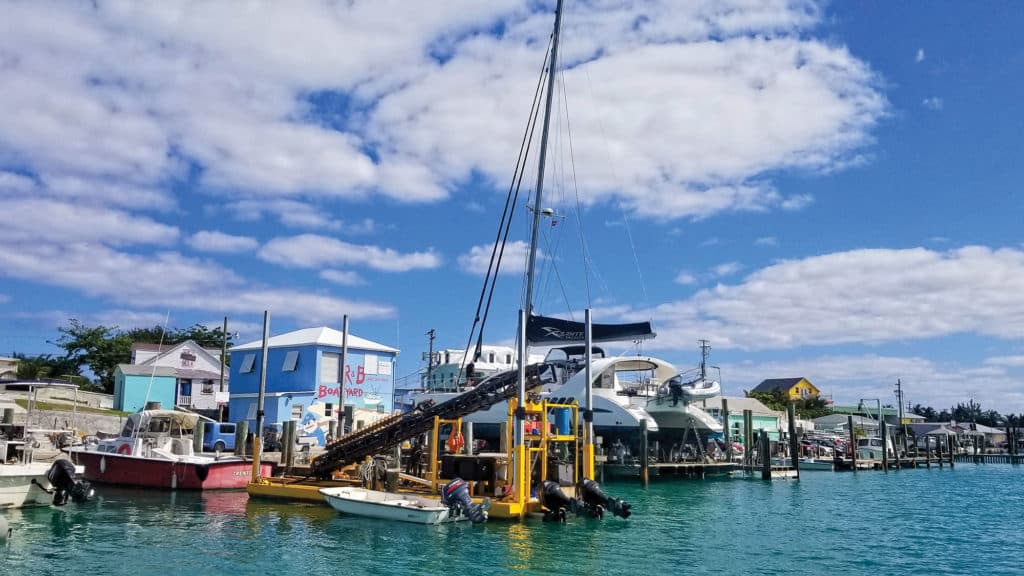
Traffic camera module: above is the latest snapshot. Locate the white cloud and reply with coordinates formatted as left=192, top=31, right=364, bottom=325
left=0, top=243, right=395, bottom=324
left=723, top=353, right=1024, bottom=413
left=620, top=246, right=1024, bottom=351
left=0, top=1, right=884, bottom=226
left=458, top=241, right=532, bottom=276
left=915, top=48, right=925, bottom=63
left=259, top=234, right=441, bottom=272
left=754, top=236, right=778, bottom=246
left=222, top=199, right=343, bottom=231
left=0, top=196, right=177, bottom=247
left=320, top=269, right=366, bottom=286
left=187, top=230, right=258, bottom=254
left=780, top=193, right=814, bottom=211
left=346, top=218, right=377, bottom=235
left=922, top=97, right=944, bottom=111
left=675, top=271, right=697, bottom=285
left=985, top=356, right=1024, bottom=368
left=712, top=262, right=743, bottom=277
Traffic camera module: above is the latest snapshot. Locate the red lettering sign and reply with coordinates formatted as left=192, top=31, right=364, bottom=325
left=343, top=364, right=366, bottom=385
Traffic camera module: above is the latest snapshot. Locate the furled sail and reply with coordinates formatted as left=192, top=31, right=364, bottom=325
left=525, top=314, right=655, bottom=345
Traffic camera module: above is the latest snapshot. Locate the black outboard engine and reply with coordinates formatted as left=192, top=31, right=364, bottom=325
left=440, top=478, right=488, bottom=523
left=578, top=478, right=631, bottom=519
left=537, top=480, right=576, bottom=522
left=46, top=460, right=94, bottom=506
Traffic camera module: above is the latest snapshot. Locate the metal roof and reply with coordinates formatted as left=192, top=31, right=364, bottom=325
left=231, top=326, right=399, bottom=354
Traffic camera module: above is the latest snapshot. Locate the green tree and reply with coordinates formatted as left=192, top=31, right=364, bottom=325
left=53, top=320, right=133, bottom=393
left=52, top=319, right=235, bottom=393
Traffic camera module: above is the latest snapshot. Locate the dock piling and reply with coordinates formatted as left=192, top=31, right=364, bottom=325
left=848, top=415, right=856, bottom=472
left=235, top=420, right=249, bottom=458
left=760, top=430, right=770, bottom=481
left=193, top=419, right=205, bottom=454
left=881, top=417, right=888, bottom=473
left=787, top=402, right=799, bottom=480
left=722, top=399, right=731, bottom=462
left=640, top=418, right=649, bottom=488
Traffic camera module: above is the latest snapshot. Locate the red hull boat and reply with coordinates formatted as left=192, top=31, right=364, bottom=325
left=70, top=450, right=271, bottom=490
left=67, top=409, right=271, bottom=490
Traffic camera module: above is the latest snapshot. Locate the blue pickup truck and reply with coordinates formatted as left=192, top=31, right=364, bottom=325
left=202, top=422, right=237, bottom=452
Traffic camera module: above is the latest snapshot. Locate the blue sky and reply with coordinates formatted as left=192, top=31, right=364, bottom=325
left=1, top=1, right=1022, bottom=412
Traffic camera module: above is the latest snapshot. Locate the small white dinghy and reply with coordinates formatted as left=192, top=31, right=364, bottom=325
left=319, top=487, right=463, bottom=525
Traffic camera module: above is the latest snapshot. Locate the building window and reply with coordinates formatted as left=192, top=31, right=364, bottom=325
left=506, top=354, right=512, bottom=364
left=283, top=350, right=299, bottom=372
left=291, top=404, right=304, bottom=421
left=488, top=353, right=495, bottom=363
left=201, top=380, right=214, bottom=394
left=240, top=354, right=256, bottom=373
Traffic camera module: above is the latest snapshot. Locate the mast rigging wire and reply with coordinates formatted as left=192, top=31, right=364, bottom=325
left=458, top=35, right=553, bottom=383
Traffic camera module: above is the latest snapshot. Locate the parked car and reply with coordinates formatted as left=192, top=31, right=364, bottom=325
left=202, top=421, right=237, bottom=452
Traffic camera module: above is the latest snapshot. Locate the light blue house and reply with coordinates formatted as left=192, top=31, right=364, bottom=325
left=228, top=326, right=398, bottom=445
left=113, top=365, right=177, bottom=413
left=113, top=340, right=229, bottom=413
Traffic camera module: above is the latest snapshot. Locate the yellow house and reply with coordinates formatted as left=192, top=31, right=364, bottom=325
left=752, top=377, right=820, bottom=400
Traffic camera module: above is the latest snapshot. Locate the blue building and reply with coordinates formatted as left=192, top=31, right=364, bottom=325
left=228, top=326, right=399, bottom=446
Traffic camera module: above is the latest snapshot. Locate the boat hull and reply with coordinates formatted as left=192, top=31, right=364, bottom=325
left=320, top=487, right=461, bottom=525
left=70, top=451, right=271, bottom=490
left=644, top=401, right=723, bottom=432
left=0, top=463, right=57, bottom=508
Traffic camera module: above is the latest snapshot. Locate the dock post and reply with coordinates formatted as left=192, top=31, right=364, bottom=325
left=235, top=421, right=249, bottom=458
left=926, top=435, right=932, bottom=468
left=948, top=435, right=955, bottom=469
left=283, top=420, right=295, bottom=469
left=893, top=425, right=901, bottom=469
left=722, top=399, right=731, bottom=463
left=640, top=418, right=650, bottom=488
left=193, top=419, right=205, bottom=453
left=881, top=417, right=888, bottom=473
left=937, top=435, right=944, bottom=468
left=464, top=421, right=474, bottom=455
left=743, top=410, right=753, bottom=468
left=760, top=430, right=771, bottom=481
left=973, top=435, right=979, bottom=463
left=848, top=415, right=857, bottom=472
left=787, top=402, right=799, bottom=480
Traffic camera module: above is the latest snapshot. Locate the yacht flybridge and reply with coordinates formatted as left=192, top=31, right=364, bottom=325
left=644, top=340, right=724, bottom=433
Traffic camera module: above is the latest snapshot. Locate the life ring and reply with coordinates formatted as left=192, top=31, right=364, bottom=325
left=446, top=431, right=465, bottom=453
left=117, top=444, right=132, bottom=456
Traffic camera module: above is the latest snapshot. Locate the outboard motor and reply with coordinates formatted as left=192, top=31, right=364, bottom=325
left=537, top=480, right=576, bottom=522
left=440, top=478, right=488, bottom=523
left=46, top=460, right=94, bottom=506
left=578, top=478, right=631, bottom=519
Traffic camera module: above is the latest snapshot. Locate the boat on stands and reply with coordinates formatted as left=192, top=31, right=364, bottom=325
left=0, top=382, right=94, bottom=508
left=67, top=410, right=270, bottom=489
left=643, top=340, right=723, bottom=433
left=410, top=346, right=674, bottom=443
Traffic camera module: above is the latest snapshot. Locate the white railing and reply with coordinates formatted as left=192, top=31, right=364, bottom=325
left=177, top=395, right=192, bottom=406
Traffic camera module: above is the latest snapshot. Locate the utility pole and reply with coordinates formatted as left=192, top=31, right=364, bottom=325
left=218, top=316, right=227, bottom=422
left=894, top=378, right=905, bottom=450
left=425, top=329, right=436, bottom=388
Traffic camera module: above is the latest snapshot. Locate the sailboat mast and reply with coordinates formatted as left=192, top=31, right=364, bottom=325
left=523, top=0, right=564, bottom=316
left=699, top=339, right=710, bottom=380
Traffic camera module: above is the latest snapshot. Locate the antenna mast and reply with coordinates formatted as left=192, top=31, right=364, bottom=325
left=523, top=0, right=564, bottom=317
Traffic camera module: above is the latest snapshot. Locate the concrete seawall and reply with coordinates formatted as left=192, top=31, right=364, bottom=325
left=29, top=409, right=125, bottom=436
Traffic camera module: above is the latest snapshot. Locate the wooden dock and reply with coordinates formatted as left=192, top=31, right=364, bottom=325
left=954, top=453, right=1024, bottom=464
left=600, top=461, right=735, bottom=480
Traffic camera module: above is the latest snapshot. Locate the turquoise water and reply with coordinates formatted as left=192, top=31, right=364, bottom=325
left=3, top=465, right=1022, bottom=575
